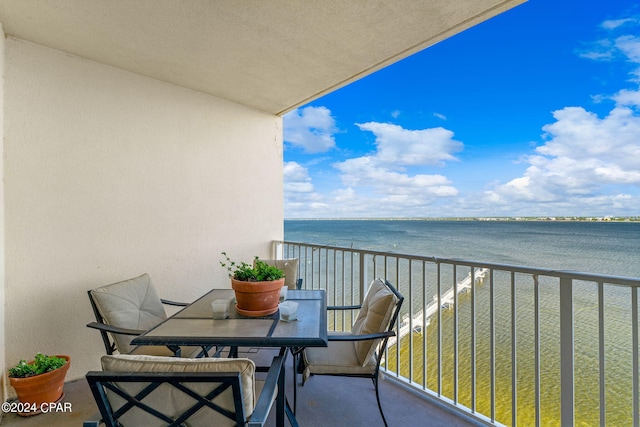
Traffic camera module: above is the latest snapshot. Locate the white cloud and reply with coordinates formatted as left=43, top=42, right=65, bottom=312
left=578, top=39, right=615, bottom=61
left=283, top=161, right=314, bottom=193
left=601, top=18, right=637, bottom=30
left=284, top=120, right=463, bottom=217
left=484, top=17, right=640, bottom=216
left=615, top=35, right=640, bottom=64
left=355, top=122, right=462, bottom=166
left=283, top=162, right=335, bottom=218
left=335, top=156, right=456, bottom=196
left=578, top=27, right=640, bottom=65
left=579, top=23, right=640, bottom=73
left=486, top=93, right=640, bottom=213
left=283, top=106, right=337, bottom=153
left=613, top=88, right=640, bottom=105
left=320, top=122, right=461, bottom=216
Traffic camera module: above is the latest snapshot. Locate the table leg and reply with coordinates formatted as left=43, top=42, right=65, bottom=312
left=229, top=346, right=238, bottom=358
left=277, top=356, right=285, bottom=427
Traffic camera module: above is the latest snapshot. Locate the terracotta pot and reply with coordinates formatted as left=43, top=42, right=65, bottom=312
left=232, top=277, right=284, bottom=316
left=9, top=355, right=70, bottom=414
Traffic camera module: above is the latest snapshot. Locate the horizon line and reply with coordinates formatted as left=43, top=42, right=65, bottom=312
left=284, top=216, right=640, bottom=221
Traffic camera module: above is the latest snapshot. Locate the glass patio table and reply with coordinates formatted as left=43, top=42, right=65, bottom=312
left=131, top=288, right=328, bottom=426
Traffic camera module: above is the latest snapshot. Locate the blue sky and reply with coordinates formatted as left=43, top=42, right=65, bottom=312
left=283, top=0, right=640, bottom=218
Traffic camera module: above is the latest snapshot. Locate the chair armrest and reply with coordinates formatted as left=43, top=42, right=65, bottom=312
left=160, top=299, right=188, bottom=307
left=327, top=304, right=362, bottom=311
left=328, top=331, right=395, bottom=342
left=249, top=355, right=284, bottom=427
left=86, top=322, right=145, bottom=336
left=87, top=322, right=185, bottom=357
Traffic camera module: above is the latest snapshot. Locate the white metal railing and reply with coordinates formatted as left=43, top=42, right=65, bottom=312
left=275, top=240, right=640, bottom=427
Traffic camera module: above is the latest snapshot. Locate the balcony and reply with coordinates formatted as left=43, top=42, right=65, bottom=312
left=6, top=240, right=639, bottom=426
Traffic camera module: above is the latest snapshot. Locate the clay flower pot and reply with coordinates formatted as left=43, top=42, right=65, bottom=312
left=9, top=355, right=70, bottom=416
left=232, top=277, right=284, bottom=316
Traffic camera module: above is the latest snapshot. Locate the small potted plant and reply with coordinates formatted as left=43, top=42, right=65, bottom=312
left=8, top=353, right=70, bottom=416
left=220, top=252, right=285, bottom=316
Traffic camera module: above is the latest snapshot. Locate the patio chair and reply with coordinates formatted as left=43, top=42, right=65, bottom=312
left=84, top=354, right=284, bottom=427
left=259, top=259, right=302, bottom=290
left=87, top=273, right=212, bottom=358
left=300, top=278, right=404, bottom=427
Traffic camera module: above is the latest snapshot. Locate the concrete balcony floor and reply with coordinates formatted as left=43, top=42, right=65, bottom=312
left=1, top=349, right=475, bottom=427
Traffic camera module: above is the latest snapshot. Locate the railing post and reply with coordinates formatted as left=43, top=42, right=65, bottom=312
left=359, top=251, right=367, bottom=304
left=560, top=276, right=574, bottom=426
left=632, top=288, right=639, bottom=427
left=273, top=241, right=283, bottom=259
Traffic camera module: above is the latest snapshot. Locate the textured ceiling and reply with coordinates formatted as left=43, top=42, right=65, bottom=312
left=0, top=0, right=525, bottom=115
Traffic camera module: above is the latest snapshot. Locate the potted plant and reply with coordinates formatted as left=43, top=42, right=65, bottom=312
left=220, top=252, right=285, bottom=316
left=8, top=353, right=70, bottom=416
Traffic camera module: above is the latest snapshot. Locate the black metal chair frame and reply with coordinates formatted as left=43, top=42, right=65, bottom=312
left=297, top=279, right=404, bottom=427
left=84, top=355, right=286, bottom=427
left=87, top=290, right=215, bottom=357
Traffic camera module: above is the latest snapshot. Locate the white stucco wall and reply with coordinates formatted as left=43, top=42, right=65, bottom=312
left=2, top=37, right=284, bottom=387
left=0, top=22, right=7, bottom=410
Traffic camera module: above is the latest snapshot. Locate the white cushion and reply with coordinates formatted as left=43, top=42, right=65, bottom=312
left=351, top=279, right=397, bottom=366
left=101, top=354, right=257, bottom=426
left=90, top=274, right=167, bottom=354
left=302, top=332, right=376, bottom=380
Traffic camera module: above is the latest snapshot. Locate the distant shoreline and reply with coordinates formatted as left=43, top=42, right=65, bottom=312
left=285, top=216, right=640, bottom=222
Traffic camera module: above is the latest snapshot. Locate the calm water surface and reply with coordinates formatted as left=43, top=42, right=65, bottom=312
left=285, top=220, right=639, bottom=277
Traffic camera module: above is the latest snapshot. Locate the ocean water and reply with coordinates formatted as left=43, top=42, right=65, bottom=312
left=284, top=220, right=640, bottom=426
left=285, top=219, right=640, bottom=278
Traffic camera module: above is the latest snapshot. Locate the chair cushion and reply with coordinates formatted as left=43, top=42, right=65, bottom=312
left=302, top=333, right=376, bottom=381
left=260, top=259, right=299, bottom=290
left=351, top=279, right=398, bottom=366
left=101, top=354, right=257, bottom=426
left=90, top=274, right=167, bottom=354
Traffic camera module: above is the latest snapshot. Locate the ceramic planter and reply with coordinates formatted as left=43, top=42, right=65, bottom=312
left=232, top=277, right=284, bottom=316
left=8, top=355, right=70, bottom=416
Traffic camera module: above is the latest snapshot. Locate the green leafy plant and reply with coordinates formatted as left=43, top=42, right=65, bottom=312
left=8, top=353, right=67, bottom=378
left=220, top=252, right=285, bottom=282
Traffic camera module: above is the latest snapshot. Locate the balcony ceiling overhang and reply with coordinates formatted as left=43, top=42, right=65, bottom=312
left=0, top=0, right=524, bottom=115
